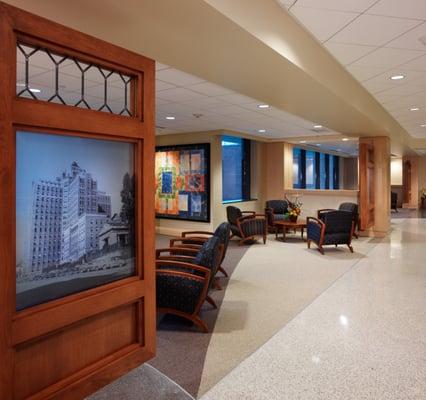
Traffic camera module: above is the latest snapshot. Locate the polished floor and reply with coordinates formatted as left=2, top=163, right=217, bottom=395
left=201, top=218, right=426, bottom=399
left=89, top=218, right=426, bottom=399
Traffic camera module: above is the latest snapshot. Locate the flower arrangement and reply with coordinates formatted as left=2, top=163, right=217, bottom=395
left=284, top=195, right=302, bottom=222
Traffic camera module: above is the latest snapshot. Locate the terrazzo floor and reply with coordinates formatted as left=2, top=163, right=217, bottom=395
left=200, top=218, right=426, bottom=399
left=88, top=218, right=426, bottom=399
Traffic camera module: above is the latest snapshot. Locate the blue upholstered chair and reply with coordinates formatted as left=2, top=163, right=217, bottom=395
left=226, top=206, right=267, bottom=246
left=169, top=222, right=231, bottom=277
left=307, top=210, right=354, bottom=255
left=156, top=236, right=223, bottom=332
left=265, top=199, right=288, bottom=233
left=317, top=202, right=359, bottom=238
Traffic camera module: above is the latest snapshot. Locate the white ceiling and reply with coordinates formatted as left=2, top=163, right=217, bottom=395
left=278, top=0, right=426, bottom=139
left=155, top=62, right=338, bottom=139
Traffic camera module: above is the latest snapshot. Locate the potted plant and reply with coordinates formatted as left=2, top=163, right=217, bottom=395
left=284, top=195, right=302, bottom=222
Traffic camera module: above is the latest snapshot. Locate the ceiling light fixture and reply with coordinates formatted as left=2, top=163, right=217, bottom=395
left=342, top=138, right=349, bottom=141
left=316, top=144, right=322, bottom=147
left=165, top=116, right=175, bottom=120
left=257, top=104, right=270, bottom=109
left=29, top=88, right=41, bottom=93
left=421, top=124, right=426, bottom=127
left=410, top=107, right=420, bottom=111
left=258, top=129, right=266, bottom=133
left=314, top=125, right=323, bottom=129
left=390, top=74, right=405, bottom=80
left=299, top=140, right=307, bottom=143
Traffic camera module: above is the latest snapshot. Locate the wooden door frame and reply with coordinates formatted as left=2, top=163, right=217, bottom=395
left=0, top=3, right=155, bottom=399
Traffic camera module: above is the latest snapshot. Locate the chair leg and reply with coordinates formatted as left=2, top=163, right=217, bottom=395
left=239, top=236, right=255, bottom=246
left=318, top=245, right=324, bottom=255
left=205, top=295, right=218, bottom=309
left=347, top=244, right=354, bottom=253
left=263, top=234, right=266, bottom=244
left=193, top=316, right=209, bottom=333
left=307, top=240, right=311, bottom=249
left=218, top=266, right=228, bottom=277
left=214, top=278, right=222, bottom=290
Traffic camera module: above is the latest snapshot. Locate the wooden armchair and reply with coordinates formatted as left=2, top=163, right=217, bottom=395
left=169, top=222, right=231, bottom=277
left=265, top=199, right=288, bottom=233
left=156, top=260, right=211, bottom=332
left=318, top=202, right=359, bottom=239
left=157, top=236, right=223, bottom=306
left=307, top=211, right=354, bottom=255
left=226, top=206, right=267, bottom=246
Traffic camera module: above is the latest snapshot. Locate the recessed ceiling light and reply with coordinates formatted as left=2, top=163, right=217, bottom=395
left=257, top=104, right=270, bottom=109
left=313, top=125, right=323, bottom=129
left=165, top=116, right=175, bottom=120
left=390, top=74, right=405, bottom=80
left=258, top=129, right=266, bottom=133
left=316, top=143, right=321, bottom=146
left=299, top=140, right=306, bottom=143
left=421, top=124, right=426, bottom=127
left=410, top=107, right=420, bottom=111
left=342, top=138, right=349, bottom=141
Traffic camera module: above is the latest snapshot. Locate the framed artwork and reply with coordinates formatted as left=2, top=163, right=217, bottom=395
left=16, top=131, right=136, bottom=310
left=155, top=143, right=210, bottom=222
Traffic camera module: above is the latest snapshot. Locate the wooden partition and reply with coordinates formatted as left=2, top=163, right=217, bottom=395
left=0, top=3, right=155, bottom=399
left=359, top=137, right=390, bottom=237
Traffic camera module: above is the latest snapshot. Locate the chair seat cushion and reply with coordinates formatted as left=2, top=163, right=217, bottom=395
left=156, top=274, right=203, bottom=314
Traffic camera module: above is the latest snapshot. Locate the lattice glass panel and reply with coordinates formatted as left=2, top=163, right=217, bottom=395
left=16, top=42, right=134, bottom=116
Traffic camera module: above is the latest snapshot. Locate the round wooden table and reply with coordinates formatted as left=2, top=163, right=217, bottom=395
left=274, top=219, right=307, bottom=242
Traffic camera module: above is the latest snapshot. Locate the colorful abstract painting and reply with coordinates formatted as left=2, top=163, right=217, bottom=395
left=155, top=143, right=210, bottom=222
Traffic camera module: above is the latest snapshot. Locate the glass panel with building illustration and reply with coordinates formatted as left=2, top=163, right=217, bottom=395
left=16, top=131, right=135, bottom=310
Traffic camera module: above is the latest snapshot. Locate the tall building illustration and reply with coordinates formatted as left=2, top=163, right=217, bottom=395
left=29, top=162, right=111, bottom=273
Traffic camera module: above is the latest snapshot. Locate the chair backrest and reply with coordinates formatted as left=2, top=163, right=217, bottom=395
left=323, top=211, right=353, bottom=234
left=213, top=222, right=231, bottom=255
left=193, top=236, right=221, bottom=270
left=226, top=206, right=242, bottom=225
left=338, top=202, right=358, bottom=216
left=265, top=200, right=288, bottom=215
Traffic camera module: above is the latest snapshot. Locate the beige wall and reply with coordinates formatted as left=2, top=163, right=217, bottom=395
left=155, top=131, right=266, bottom=236
left=391, top=158, right=403, bottom=185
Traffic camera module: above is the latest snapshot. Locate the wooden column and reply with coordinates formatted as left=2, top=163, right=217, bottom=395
left=359, top=136, right=390, bottom=237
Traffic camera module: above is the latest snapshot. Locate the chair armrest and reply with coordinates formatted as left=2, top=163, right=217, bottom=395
left=181, top=231, right=214, bottom=237
left=307, top=216, right=325, bottom=226
left=156, top=260, right=210, bottom=276
left=157, top=255, right=196, bottom=263
left=169, top=237, right=206, bottom=247
left=156, top=247, right=199, bottom=259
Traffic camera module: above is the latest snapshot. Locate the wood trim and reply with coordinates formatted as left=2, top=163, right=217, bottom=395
left=0, top=6, right=15, bottom=397
left=12, top=279, right=145, bottom=345
left=13, top=98, right=147, bottom=139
